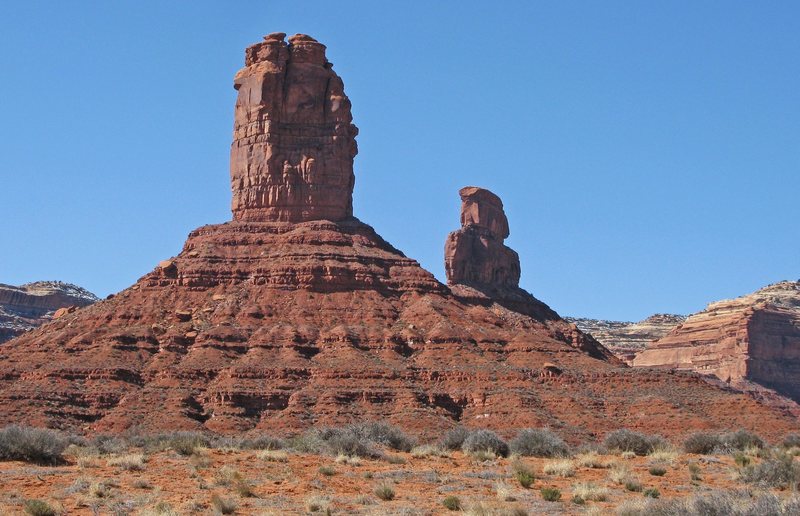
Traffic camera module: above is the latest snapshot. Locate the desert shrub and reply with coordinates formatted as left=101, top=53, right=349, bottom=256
left=137, top=431, right=210, bottom=456
left=440, top=426, right=471, bottom=451
left=305, top=495, right=330, bottom=512
left=643, top=487, right=660, bottom=499
left=721, top=429, right=765, bottom=452
left=442, top=495, right=462, bottom=511
left=618, top=490, right=800, bottom=516
left=683, top=432, right=722, bottom=455
left=307, top=422, right=414, bottom=458
left=782, top=433, right=800, bottom=449
left=318, top=465, right=336, bottom=476
left=625, top=479, right=643, bottom=492
left=648, top=466, right=667, bottom=476
left=385, top=454, right=406, bottom=464
left=210, top=494, right=236, bottom=514
left=23, top=499, right=57, bottom=516
left=234, top=479, right=255, bottom=497
left=214, top=465, right=243, bottom=486
left=374, top=483, right=395, bottom=501
left=603, top=429, right=666, bottom=456
left=513, top=462, right=535, bottom=488
left=358, top=422, right=415, bottom=452
left=609, top=462, right=633, bottom=484
left=90, top=434, right=129, bottom=455
left=572, top=495, right=585, bottom=505
left=734, top=452, right=751, bottom=467
left=461, top=429, right=509, bottom=457
left=740, top=454, right=800, bottom=489
left=688, top=463, right=702, bottom=481
left=0, top=425, right=68, bottom=464
left=107, top=453, right=146, bottom=471
left=540, top=487, right=561, bottom=502
left=572, top=482, right=609, bottom=501
left=335, top=453, right=361, bottom=465
left=312, top=427, right=379, bottom=458
left=257, top=449, right=288, bottom=462
left=495, top=481, right=514, bottom=501
left=543, top=459, right=576, bottom=477
left=508, top=428, right=569, bottom=458
left=222, top=434, right=285, bottom=450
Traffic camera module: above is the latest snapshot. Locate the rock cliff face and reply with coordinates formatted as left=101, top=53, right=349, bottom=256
left=0, top=34, right=796, bottom=439
left=230, top=33, right=357, bottom=223
left=634, top=281, right=800, bottom=402
left=0, top=282, right=97, bottom=343
left=567, top=314, right=686, bottom=363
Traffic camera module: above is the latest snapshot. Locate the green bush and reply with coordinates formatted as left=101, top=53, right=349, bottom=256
left=23, top=500, right=57, bottom=516
left=318, top=465, right=336, bottom=476
left=0, top=425, right=68, bottom=465
left=461, top=429, right=509, bottom=457
left=625, top=479, right=643, bottom=492
left=515, top=469, right=535, bottom=488
left=734, top=452, right=751, bottom=467
left=509, top=428, right=569, bottom=458
left=648, top=466, right=667, bottom=477
left=442, top=496, right=461, bottom=511
left=540, top=487, right=561, bottom=502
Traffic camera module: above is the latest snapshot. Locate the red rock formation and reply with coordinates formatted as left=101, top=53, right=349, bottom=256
left=230, top=33, right=358, bottom=223
left=0, top=35, right=796, bottom=440
left=0, top=282, right=97, bottom=344
left=567, top=314, right=687, bottom=363
left=634, top=281, right=800, bottom=402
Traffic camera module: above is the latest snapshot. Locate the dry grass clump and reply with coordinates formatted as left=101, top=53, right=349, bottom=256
left=543, top=459, right=576, bottom=477
left=374, top=483, right=395, bottom=501
left=305, top=495, right=330, bottom=512
left=508, top=428, right=569, bottom=458
left=608, top=462, right=634, bottom=484
left=210, top=494, right=237, bottom=514
left=411, top=444, right=449, bottom=458
left=739, top=453, right=800, bottom=489
left=540, top=487, right=562, bottom=502
left=334, top=453, right=361, bottom=465
left=616, top=490, right=800, bottom=516
left=257, top=449, right=289, bottom=462
left=442, top=495, right=462, bottom=511
left=494, top=481, right=516, bottom=501
left=0, top=425, right=68, bottom=465
left=106, top=453, right=146, bottom=471
left=512, top=460, right=535, bottom=488
left=572, top=482, right=610, bottom=502
left=647, top=445, right=678, bottom=464
left=576, top=451, right=612, bottom=469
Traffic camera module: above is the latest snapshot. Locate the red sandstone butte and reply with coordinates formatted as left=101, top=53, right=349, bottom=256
left=634, top=281, right=800, bottom=403
left=0, top=34, right=796, bottom=440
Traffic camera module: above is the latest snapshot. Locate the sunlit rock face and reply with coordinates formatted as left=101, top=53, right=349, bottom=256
left=230, top=33, right=358, bottom=223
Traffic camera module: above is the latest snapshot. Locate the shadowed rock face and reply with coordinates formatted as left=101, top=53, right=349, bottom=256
left=230, top=33, right=358, bottom=223
left=0, top=35, right=796, bottom=439
left=634, top=281, right=800, bottom=402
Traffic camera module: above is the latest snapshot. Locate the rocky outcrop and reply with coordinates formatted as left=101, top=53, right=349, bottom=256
left=634, top=281, right=800, bottom=402
left=568, top=314, right=686, bottom=363
left=0, top=282, right=97, bottom=343
left=230, top=33, right=358, bottom=223
left=0, top=34, right=796, bottom=440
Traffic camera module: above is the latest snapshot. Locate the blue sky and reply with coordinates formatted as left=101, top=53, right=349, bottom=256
left=1, top=2, right=798, bottom=321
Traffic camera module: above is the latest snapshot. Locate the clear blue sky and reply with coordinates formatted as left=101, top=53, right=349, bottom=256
left=1, top=2, right=798, bottom=321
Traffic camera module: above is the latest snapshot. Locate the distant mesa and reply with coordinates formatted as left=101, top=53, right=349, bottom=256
left=0, top=34, right=796, bottom=440
left=567, top=313, right=686, bottom=363
left=0, top=282, right=97, bottom=344
left=634, top=280, right=800, bottom=402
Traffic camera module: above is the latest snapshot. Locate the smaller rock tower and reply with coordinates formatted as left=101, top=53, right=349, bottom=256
left=230, top=33, right=358, bottom=222
left=444, top=187, right=521, bottom=289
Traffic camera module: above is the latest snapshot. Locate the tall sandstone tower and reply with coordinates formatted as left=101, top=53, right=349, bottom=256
left=230, top=33, right=358, bottom=222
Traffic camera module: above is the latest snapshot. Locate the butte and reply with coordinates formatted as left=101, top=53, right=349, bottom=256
left=0, top=33, right=795, bottom=440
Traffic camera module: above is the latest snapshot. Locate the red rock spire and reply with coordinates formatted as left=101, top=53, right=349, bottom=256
left=230, top=33, right=358, bottom=222
left=445, top=186, right=520, bottom=289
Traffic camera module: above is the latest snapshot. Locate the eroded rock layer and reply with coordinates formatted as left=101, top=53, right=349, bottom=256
left=568, top=314, right=686, bottom=363
left=0, top=222, right=796, bottom=440
left=634, top=281, right=800, bottom=402
left=0, top=282, right=97, bottom=344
